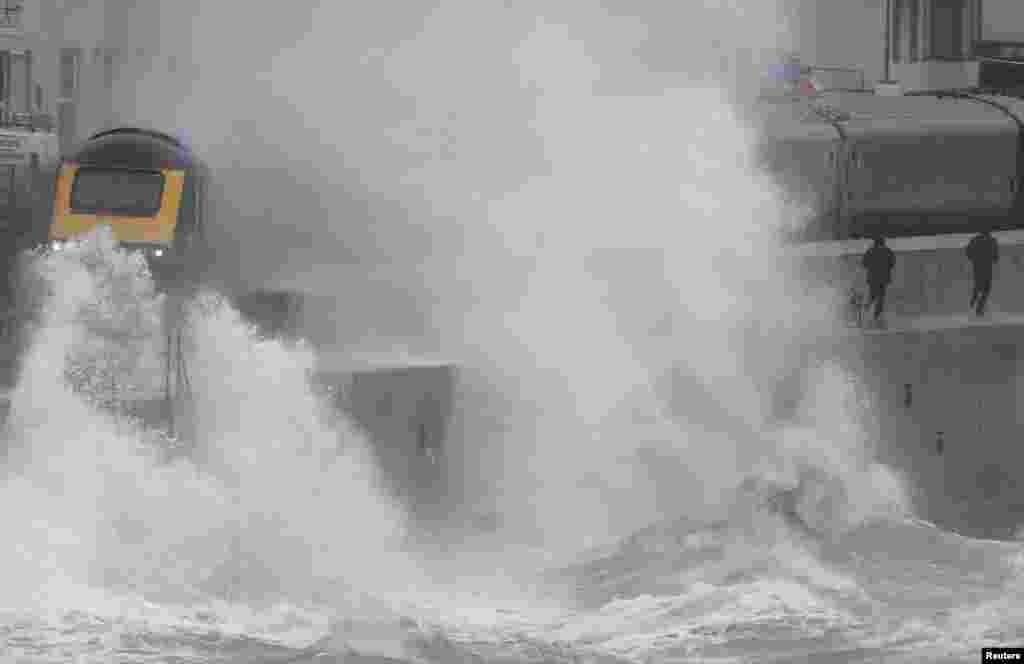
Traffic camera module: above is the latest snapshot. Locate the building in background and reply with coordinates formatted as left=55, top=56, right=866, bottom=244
left=39, top=0, right=120, bottom=151
left=887, top=0, right=982, bottom=90
left=16, top=1, right=1024, bottom=152
left=788, top=0, right=985, bottom=94
left=32, top=0, right=166, bottom=153
left=0, top=2, right=47, bottom=122
left=797, top=1, right=1024, bottom=96
left=973, top=1, right=1024, bottom=94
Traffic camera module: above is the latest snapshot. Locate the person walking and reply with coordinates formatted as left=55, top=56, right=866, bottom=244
left=862, top=235, right=896, bottom=327
left=966, top=229, right=1000, bottom=317
left=415, top=392, right=442, bottom=466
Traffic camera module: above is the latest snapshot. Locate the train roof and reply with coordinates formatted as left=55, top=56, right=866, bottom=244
left=65, top=127, right=200, bottom=170
left=754, top=90, right=1024, bottom=142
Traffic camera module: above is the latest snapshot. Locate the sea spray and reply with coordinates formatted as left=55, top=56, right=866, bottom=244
left=1, top=231, right=415, bottom=615
left=91, top=0, right=911, bottom=561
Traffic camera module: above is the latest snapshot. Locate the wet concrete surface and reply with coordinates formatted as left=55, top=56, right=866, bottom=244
left=789, top=235, right=1024, bottom=538
left=811, top=313, right=1024, bottom=539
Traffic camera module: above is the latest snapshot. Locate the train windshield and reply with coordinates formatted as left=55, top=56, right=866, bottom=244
left=70, top=168, right=164, bottom=217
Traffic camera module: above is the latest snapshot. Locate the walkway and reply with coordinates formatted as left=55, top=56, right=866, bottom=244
left=846, top=310, right=1024, bottom=335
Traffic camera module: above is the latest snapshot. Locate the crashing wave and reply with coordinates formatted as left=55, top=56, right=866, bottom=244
left=733, top=459, right=911, bottom=541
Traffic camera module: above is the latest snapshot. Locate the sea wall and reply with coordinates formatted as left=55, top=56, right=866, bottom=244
left=795, top=235, right=1024, bottom=537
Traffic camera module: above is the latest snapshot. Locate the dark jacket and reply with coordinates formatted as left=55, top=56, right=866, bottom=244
left=862, top=245, right=895, bottom=284
left=966, top=233, right=999, bottom=272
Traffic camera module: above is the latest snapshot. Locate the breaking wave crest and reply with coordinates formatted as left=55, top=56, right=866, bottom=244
left=0, top=228, right=414, bottom=617
left=736, top=360, right=913, bottom=540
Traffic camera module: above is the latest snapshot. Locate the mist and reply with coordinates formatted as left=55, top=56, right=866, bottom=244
left=54, top=0, right=912, bottom=588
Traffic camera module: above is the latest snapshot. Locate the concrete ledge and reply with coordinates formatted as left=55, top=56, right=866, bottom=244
left=315, top=351, right=459, bottom=374
left=875, top=81, right=904, bottom=96
left=890, top=60, right=980, bottom=92
left=841, top=311, right=1024, bottom=336
left=785, top=229, right=1024, bottom=258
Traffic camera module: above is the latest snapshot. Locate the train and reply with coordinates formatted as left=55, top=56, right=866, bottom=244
left=756, top=89, right=1024, bottom=241
left=38, top=127, right=455, bottom=488
left=46, top=127, right=307, bottom=326
left=42, top=127, right=225, bottom=435
left=48, top=127, right=209, bottom=291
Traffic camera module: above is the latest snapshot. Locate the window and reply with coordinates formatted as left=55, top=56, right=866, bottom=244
left=931, top=0, right=966, bottom=59
left=60, top=49, right=80, bottom=100
left=892, top=0, right=979, bottom=63
left=0, top=1, right=22, bottom=31
left=893, top=0, right=921, bottom=63
left=70, top=169, right=165, bottom=217
left=0, top=165, right=15, bottom=208
left=0, top=52, right=8, bottom=108
left=103, top=49, right=116, bottom=91
left=9, top=50, right=29, bottom=114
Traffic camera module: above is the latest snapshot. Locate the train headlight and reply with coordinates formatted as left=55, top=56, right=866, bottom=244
left=50, top=240, right=64, bottom=252
left=142, top=246, right=167, bottom=259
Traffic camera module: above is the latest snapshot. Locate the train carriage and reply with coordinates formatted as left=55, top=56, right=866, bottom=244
left=757, top=91, right=1024, bottom=241
left=43, top=128, right=215, bottom=437
left=49, top=127, right=207, bottom=289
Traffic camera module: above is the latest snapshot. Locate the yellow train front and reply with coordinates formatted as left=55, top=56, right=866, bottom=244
left=48, top=127, right=205, bottom=290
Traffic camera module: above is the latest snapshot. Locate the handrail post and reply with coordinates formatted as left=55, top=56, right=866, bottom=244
left=884, top=0, right=893, bottom=82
